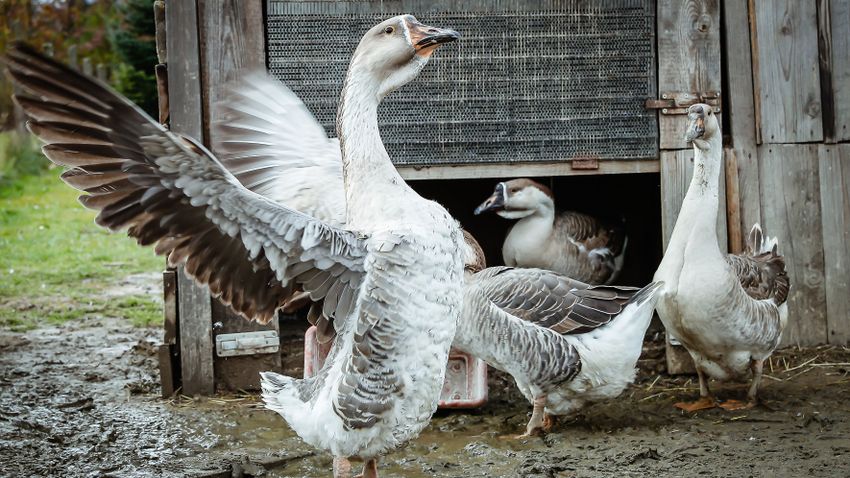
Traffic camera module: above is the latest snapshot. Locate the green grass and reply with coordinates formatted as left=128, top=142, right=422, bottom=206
left=0, top=170, right=163, bottom=330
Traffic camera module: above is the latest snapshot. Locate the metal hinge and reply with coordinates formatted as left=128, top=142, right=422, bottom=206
left=215, top=331, right=279, bottom=357
left=645, top=91, right=722, bottom=114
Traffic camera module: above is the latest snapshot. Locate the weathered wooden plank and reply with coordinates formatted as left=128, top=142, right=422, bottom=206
left=656, top=0, right=721, bottom=150
left=399, top=159, right=660, bottom=181
left=198, top=0, right=265, bottom=141
left=177, top=268, right=214, bottom=395
left=660, top=149, right=727, bottom=374
left=817, top=0, right=836, bottom=142
left=829, top=0, right=850, bottom=141
left=165, top=0, right=204, bottom=142
left=752, top=0, right=823, bottom=143
left=724, top=0, right=761, bottom=238
left=759, top=145, right=827, bottom=346
left=818, top=145, right=850, bottom=344
left=724, top=148, right=743, bottom=254
left=166, top=0, right=215, bottom=396
left=212, top=304, right=282, bottom=392
left=159, top=268, right=179, bottom=397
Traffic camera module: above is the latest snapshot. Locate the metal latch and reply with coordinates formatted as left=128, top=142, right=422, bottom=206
left=215, top=331, right=279, bottom=357
left=645, top=91, right=721, bottom=114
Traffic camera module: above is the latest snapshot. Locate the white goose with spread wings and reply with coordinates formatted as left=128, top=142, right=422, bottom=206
left=7, top=15, right=463, bottom=478
left=454, top=267, right=662, bottom=436
left=653, top=104, right=789, bottom=412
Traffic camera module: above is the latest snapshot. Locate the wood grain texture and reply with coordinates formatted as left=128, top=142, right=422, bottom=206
left=177, top=267, right=214, bottom=396
left=198, top=0, right=265, bottom=142
left=818, top=145, right=850, bottom=344
left=752, top=0, right=823, bottom=143
left=759, top=145, right=827, bottom=346
left=829, top=0, right=850, bottom=141
left=817, top=0, right=835, bottom=142
left=212, top=304, right=282, bottom=392
left=724, top=148, right=743, bottom=254
left=166, top=0, right=215, bottom=396
left=723, top=0, right=762, bottom=242
left=659, top=149, right=727, bottom=374
left=656, top=0, right=721, bottom=150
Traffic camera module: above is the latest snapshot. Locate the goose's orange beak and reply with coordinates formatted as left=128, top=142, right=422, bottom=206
left=406, top=17, right=460, bottom=56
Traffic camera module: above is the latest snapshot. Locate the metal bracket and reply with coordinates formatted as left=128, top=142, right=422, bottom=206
left=645, top=91, right=722, bottom=115
left=215, top=331, right=280, bottom=357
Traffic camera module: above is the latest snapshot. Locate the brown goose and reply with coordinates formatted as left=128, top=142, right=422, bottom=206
left=653, top=104, right=790, bottom=411
left=474, top=178, right=627, bottom=284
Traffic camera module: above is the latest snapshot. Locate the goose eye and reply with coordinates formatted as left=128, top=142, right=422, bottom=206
left=384, top=26, right=394, bottom=34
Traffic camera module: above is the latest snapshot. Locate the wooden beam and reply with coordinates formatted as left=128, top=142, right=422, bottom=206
left=759, top=144, right=827, bottom=346
left=659, top=149, right=727, bottom=374
left=177, top=268, right=215, bottom=396
left=752, top=0, right=823, bottom=143
left=829, top=0, right=850, bottom=141
left=817, top=0, right=836, bottom=143
left=398, top=159, right=659, bottom=181
left=656, top=0, right=721, bottom=150
left=166, top=0, right=215, bottom=396
left=198, top=0, right=265, bottom=142
left=818, top=144, right=850, bottom=344
left=724, top=148, right=743, bottom=254
left=723, top=0, right=762, bottom=242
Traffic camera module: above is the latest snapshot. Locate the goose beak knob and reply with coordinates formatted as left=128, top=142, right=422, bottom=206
left=474, top=183, right=506, bottom=215
left=406, top=17, right=460, bottom=55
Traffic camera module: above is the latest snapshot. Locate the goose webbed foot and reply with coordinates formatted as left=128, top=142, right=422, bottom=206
left=674, top=396, right=719, bottom=412
left=501, top=395, right=548, bottom=439
left=718, top=399, right=757, bottom=411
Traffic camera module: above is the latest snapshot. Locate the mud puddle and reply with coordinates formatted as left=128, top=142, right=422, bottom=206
left=2, top=315, right=850, bottom=477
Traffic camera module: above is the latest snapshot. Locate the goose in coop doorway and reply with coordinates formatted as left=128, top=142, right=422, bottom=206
left=475, top=178, right=627, bottom=285
left=653, top=104, right=790, bottom=412
left=7, top=15, right=467, bottom=478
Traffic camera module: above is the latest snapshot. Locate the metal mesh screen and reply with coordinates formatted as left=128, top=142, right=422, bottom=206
left=266, top=0, right=657, bottom=166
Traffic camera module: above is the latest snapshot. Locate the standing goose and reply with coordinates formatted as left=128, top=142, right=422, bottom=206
left=653, top=104, right=789, bottom=412
left=6, top=15, right=463, bottom=478
left=455, top=267, right=662, bottom=436
left=474, top=178, right=627, bottom=284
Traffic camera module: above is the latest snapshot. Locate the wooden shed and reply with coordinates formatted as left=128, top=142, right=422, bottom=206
left=155, top=0, right=850, bottom=395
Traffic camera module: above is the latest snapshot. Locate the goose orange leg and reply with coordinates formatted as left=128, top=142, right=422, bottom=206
left=520, top=395, right=547, bottom=437
left=355, top=458, right=378, bottom=478
left=675, top=366, right=719, bottom=412
left=334, top=457, right=353, bottom=478
left=719, top=359, right=763, bottom=411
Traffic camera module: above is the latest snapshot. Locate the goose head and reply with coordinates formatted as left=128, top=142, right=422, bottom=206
left=348, top=15, right=460, bottom=100
left=684, top=103, right=720, bottom=151
left=474, top=178, right=554, bottom=219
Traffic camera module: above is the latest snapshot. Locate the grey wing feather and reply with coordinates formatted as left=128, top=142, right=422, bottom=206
left=7, top=43, right=365, bottom=325
left=726, top=223, right=789, bottom=305
left=475, top=267, right=640, bottom=335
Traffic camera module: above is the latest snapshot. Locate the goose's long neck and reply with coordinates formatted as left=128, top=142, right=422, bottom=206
left=337, top=67, right=407, bottom=222
left=668, top=136, right=724, bottom=257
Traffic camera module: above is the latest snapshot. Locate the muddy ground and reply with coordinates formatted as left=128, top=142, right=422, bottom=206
left=1, top=313, right=850, bottom=478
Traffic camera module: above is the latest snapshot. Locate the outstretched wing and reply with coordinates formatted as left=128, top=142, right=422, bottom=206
left=474, top=267, right=640, bottom=335
left=212, top=72, right=346, bottom=225
left=6, top=43, right=365, bottom=325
